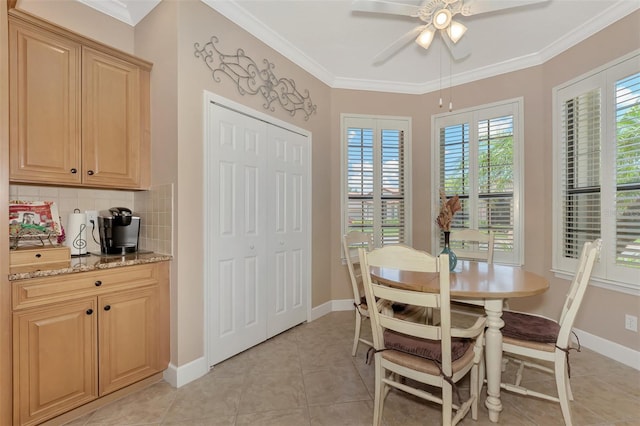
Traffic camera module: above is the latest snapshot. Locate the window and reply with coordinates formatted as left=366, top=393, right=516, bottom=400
left=432, top=99, right=524, bottom=264
left=553, top=53, right=640, bottom=291
left=341, top=114, right=411, bottom=248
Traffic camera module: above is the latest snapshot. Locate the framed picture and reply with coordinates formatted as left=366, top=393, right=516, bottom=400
left=9, top=201, right=63, bottom=245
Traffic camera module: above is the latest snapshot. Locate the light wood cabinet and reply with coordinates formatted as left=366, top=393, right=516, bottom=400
left=12, top=262, right=169, bottom=426
left=98, top=287, right=161, bottom=396
left=13, top=298, right=97, bottom=426
left=8, top=10, right=151, bottom=189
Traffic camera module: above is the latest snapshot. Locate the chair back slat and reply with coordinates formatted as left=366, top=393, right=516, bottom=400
left=343, top=231, right=373, bottom=302
left=450, top=229, right=495, bottom=263
left=359, top=245, right=454, bottom=373
left=366, top=244, right=439, bottom=271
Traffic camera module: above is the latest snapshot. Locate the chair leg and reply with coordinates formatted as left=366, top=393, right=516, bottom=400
left=556, top=355, right=573, bottom=426
left=442, top=381, right=453, bottom=426
left=477, top=354, right=486, bottom=406
left=352, top=311, right=362, bottom=356
left=471, top=363, right=479, bottom=420
left=373, top=357, right=384, bottom=426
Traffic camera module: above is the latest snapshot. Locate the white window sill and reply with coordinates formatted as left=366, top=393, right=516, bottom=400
left=551, top=269, right=640, bottom=296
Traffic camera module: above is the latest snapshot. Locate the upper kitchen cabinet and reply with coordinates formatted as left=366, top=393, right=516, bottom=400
left=8, top=10, right=151, bottom=190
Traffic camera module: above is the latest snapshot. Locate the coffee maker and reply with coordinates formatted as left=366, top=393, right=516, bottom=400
left=97, top=207, right=141, bottom=255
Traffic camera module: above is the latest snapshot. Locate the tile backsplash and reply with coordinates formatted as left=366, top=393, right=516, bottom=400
left=10, top=184, right=173, bottom=255
left=134, top=183, right=173, bottom=255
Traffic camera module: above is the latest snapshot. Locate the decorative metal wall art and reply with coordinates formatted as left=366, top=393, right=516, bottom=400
left=194, top=36, right=317, bottom=120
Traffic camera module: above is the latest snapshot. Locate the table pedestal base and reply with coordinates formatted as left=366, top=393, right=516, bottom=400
left=484, top=299, right=505, bottom=422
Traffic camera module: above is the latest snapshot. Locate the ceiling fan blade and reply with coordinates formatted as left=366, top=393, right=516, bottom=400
left=373, top=25, right=426, bottom=64
left=352, top=0, right=421, bottom=17
left=441, top=29, right=471, bottom=61
left=462, top=0, right=549, bottom=16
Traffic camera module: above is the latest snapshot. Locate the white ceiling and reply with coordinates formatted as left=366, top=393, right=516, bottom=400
left=79, top=0, right=639, bottom=94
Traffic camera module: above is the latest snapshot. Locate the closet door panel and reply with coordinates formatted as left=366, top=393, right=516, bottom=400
left=207, top=105, right=268, bottom=365
left=267, top=127, right=309, bottom=337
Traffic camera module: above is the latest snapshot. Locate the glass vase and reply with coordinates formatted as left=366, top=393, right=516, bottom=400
left=440, top=231, right=458, bottom=272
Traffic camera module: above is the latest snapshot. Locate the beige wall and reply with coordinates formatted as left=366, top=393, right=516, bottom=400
left=5, top=1, right=639, bottom=380
left=540, top=11, right=640, bottom=350
left=134, top=0, right=333, bottom=365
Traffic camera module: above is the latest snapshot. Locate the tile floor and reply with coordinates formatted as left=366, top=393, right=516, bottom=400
left=65, top=311, right=640, bottom=425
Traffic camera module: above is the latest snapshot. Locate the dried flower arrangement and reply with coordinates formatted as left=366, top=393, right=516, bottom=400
left=435, top=189, right=462, bottom=232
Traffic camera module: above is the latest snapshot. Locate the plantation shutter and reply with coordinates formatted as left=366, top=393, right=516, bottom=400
left=559, top=88, right=601, bottom=260
left=614, top=72, right=640, bottom=268
left=440, top=123, right=470, bottom=228
left=478, top=115, right=515, bottom=253
left=435, top=101, right=520, bottom=263
left=380, top=129, right=406, bottom=245
left=346, top=128, right=374, bottom=237
left=344, top=116, right=410, bottom=248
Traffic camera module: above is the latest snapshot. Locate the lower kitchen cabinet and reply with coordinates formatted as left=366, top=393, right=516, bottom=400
left=12, top=262, right=169, bottom=426
left=98, top=287, right=161, bottom=396
left=13, top=298, right=98, bottom=426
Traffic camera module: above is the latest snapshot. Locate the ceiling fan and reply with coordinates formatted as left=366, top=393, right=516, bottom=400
left=352, top=0, right=549, bottom=64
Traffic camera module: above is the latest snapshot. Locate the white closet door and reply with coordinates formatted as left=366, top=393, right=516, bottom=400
left=207, top=105, right=268, bottom=365
left=206, top=100, right=311, bottom=367
left=266, top=125, right=309, bottom=337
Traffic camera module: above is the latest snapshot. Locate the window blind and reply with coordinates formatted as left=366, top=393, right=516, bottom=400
left=478, top=115, right=515, bottom=253
left=344, top=116, right=410, bottom=248
left=553, top=53, right=639, bottom=289
left=436, top=103, right=520, bottom=262
left=615, top=72, right=640, bottom=268
left=560, top=89, right=602, bottom=259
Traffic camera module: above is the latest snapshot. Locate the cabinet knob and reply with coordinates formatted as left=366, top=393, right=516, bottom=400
left=70, top=168, right=77, bottom=174
left=35, top=253, right=42, bottom=258
left=95, top=280, right=102, bottom=286
left=104, top=305, right=111, bottom=311
left=87, top=170, right=95, bottom=176
left=86, top=309, right=93, bottom=315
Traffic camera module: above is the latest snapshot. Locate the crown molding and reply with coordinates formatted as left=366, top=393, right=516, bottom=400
left=201, top=0, right=336, bottom=87
left=76, top=0, right=160, bottom=26
left=202, top=0, right=639, bottom=95
left=539, top=0, right=640, bottom=63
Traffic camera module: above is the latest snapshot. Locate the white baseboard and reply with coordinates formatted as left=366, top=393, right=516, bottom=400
left=332, top=298, right=356, bottom=312
left=309, top=300, right=333, bottom=321
left=162, top=356, right=208, bottom=388
left=573, top=328, right=640, bottom=371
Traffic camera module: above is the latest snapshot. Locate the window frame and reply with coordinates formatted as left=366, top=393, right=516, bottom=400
left=341, top=113, right=413, bottom=249
left=552, top=50, right=640, bottom=295
left=431, top=98, right=524, bottom=265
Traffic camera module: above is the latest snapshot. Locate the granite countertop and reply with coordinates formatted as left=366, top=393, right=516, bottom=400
left=9, top=251, right=172, bottom=281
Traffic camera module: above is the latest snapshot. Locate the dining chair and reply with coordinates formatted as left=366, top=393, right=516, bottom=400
left=359, top=245, right=486, bottom=426
left=342, top=232, right=425, bottom=356
left=448, top=229, right=504, bottom=315
left=449, top=229, right=495, bottom=263
left=342, top=231, right=376, bottom=356
left=499, top=239, right=602, bottom=426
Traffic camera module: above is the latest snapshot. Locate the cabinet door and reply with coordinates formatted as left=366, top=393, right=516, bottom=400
left=82, top=47, right=145, bottom=189
left=9, top=19, right=82, bottom=184
left=98, top=286, right=160, bottom=395
left=13, top=299, right=97, bottom=426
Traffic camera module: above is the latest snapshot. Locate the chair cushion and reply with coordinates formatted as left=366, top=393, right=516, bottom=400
left=501, top=311, right=560, bottom=343
left=383, top=329, right=471, bottom=362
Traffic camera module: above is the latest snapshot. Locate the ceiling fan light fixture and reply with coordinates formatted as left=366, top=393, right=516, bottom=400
left=416, top=28, right=435, bottom=49
left=447, top=20, right=467, bottom=43
left=432, top=8, right=452, bottom=30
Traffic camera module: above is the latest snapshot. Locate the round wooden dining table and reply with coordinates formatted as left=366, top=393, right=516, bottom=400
left=370, top=259, right=549, bottom=423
